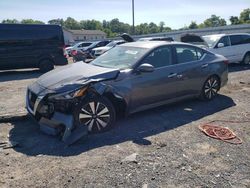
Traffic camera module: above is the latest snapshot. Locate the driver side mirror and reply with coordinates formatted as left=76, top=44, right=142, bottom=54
left=137, top=63, right=155, bottom=73
left=217, top=43, right=224, bottom=48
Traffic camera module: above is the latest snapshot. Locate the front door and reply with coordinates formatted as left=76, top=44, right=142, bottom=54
left=129, top=46, right=179, bottom=112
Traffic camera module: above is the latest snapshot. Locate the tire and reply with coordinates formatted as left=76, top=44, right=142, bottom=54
left=74, top=96, right=116, bottom=133
left=242, top=53, right=250, bottom=65
left=39, top=59, right=54, bottom=73
left=200, top=75, right=220, bottom=101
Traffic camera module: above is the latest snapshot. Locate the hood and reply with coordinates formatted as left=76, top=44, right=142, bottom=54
left=36, top=62, right=120, bottom=92
left=120, top=33, right=134, bottom=42
left=92, top=46, right=111, bottom=51
left=66, top=47, right=73, bottom=50
left=180, top=34, right=208, bottom=47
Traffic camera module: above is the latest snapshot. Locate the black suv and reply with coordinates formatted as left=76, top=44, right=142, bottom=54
left=0, top=24, right=68, bottom=72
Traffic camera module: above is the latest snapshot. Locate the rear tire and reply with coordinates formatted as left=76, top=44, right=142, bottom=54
left=74, top=96, right=116, bottom=133
left=242, top=52, right=250, bottom=65
left=39, top=59, right=54, bottom=73
left=200, top=75, right=220, bottom=101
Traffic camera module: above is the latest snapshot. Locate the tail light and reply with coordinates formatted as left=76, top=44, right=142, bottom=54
left=71, top=50, right=77, bottom=56
left=224, top=60, right=229, bottom=65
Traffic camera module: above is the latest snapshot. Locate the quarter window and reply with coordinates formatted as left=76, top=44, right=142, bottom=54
left=143, top=47, right=172, bottom=68
left=175, top=46, right=204, bottom=64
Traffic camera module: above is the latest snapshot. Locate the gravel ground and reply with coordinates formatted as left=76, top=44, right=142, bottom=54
left=0, top=64, right=250, bottom=188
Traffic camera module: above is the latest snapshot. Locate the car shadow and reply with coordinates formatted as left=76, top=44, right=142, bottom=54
left=9, top=94, right=235, bottom=157
left=228, top=63, right=250, bottom=73
left=0, top=69, right=42, bottom=82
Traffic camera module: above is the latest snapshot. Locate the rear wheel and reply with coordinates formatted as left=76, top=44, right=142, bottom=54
left=74, top=97, right=116, bottom=133
left=200, top=75, right=220, bottom=100
left=39, top=59, right=54, bottom=73
left=242, top=53, right=250, bottom=65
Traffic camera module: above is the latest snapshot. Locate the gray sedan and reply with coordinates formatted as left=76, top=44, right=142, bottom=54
left=26, top=41, right=228, bottom=140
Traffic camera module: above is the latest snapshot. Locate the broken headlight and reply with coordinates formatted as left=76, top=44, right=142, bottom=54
left=48, top=87, right=87, bottom=100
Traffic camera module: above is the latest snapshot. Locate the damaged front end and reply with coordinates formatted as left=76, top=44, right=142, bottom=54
left=26, top=78, right=115, bottom=144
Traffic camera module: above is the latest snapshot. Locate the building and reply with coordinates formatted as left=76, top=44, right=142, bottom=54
left=63, top=29, right=107, bottom=45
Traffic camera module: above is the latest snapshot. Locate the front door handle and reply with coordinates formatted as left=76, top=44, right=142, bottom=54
left=201, top=64, right=208, bottom=68
left=168, top=73, right=177, bottom=78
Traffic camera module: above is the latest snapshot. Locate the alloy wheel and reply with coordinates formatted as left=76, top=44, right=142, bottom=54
left=204, top=76, right=220, bottom=100
left=79, top=101, right=111, bottom=132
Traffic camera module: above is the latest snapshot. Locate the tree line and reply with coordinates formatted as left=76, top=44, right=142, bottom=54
left=1, top=8, right=249, bottom=37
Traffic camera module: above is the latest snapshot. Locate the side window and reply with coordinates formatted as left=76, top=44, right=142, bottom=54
left=175, top=46, right=203, bottom=64
left=230, top=35, right=243, bottom=46
left=143, top=47, right=172, bottom=68
left=241, top=35, right=250, bottom=44
left=217, top=36, right=230, bottom=47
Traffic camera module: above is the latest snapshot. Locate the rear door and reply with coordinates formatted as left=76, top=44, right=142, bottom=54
left=229, top=34, right=250, bottom=62
left=172, top=45, right=209, bottom=96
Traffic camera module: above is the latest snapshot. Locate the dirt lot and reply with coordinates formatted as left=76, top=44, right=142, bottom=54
left=0, top=64, right=250, bottom=188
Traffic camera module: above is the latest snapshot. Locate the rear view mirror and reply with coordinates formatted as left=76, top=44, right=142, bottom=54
left=137, top=63, right=155, bottom=73
left=217, top=43, right=224, bottom=48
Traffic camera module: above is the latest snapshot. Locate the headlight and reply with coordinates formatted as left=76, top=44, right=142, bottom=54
left=48, top=87, right=87, bottom=100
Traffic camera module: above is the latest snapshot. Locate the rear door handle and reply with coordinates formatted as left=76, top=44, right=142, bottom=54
left=201, top=64, right=208, bottom=68
left=168, top=73, right=177, bottom=78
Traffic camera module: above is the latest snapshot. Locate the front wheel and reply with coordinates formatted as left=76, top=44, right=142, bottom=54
left=39, top=59, right=54, bottom=73
left=242, top=53, right=250, bottom=65
left=200, top=75, right=220, bottom=100
left=74, top=96, right=116, bottom=133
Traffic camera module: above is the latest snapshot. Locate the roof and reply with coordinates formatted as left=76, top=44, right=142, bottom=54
left=121, top=41, right=186, bottom=49
left=68, top=29, right=106, bottom=35
left=203, top=33, right=250, bottom=37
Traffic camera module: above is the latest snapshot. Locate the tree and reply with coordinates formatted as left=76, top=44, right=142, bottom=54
left=239, top=8, right=250, bottom=24
left=1, top=19, right=19, bottom=24
left=159, top=21, right=165, bottom=32
left=64, top=17, right=80, bottom=30
left=189, top=21, right=198, bottom=29
left=148, top=22, right=159, bottom=33
left=203, top=15, right=227, bottom=27
left=229, top=16, right=240, bottom=25
left=21, top=19, right=45, bottom=24
left=48, top=18, right=64, bottom=26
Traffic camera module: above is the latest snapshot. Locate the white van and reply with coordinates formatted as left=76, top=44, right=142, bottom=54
left=202, top=33, right=250, bottom=64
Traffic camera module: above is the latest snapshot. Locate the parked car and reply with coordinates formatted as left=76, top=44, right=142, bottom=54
left=65, top=42, right=93, bottom=56
left=0, top=24, right=68, bottom=72
left=92, top=40, right=126, bottom=57
left=202, top=33, right=250, bottom=64
left=26, top=41, right=228, bottom=141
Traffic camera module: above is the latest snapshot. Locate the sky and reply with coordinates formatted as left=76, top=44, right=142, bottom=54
left=0, top=0, right=249, bottom=29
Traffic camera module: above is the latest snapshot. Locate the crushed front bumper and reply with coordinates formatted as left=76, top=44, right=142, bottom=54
left=26, top=89, right=76, bottom=142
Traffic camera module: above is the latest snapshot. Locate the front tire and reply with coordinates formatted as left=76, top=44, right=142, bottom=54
left=39, top=59, right=54, bottom=73
left=200, top=75, right=220, bottom=100
left=242, top=53, right=250, bottom=65
left=74, top=96, right=116, bottom=133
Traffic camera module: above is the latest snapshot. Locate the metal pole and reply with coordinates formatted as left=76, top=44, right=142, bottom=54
left=132, top=0, right=135, bottom=34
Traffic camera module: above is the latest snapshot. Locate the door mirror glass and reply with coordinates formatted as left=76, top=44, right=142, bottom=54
left=217, top=43, right=224, bottom=48
left=137, top=63, right=155, bottom=73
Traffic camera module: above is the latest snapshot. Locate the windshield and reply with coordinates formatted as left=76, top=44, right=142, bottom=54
left=202, top=35, right=222, bottom=48
left=106, top=41, right=117, bottom=47
left=73, top=42, right=92, bottom=48
left=91, top=46, right=148, bottom=69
